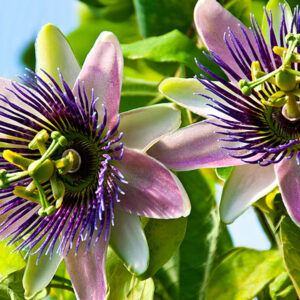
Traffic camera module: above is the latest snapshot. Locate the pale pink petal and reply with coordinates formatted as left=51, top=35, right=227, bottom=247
left=64, top=229, right=110, bottom=300
left=147, top=120, right=244, bottom=171
left=73, top=32, right=123, bottom=129
left=0, top=78, right=47, bottom=129
left=220, top=164, right=277, bottom=223
left=96, top=31, right=123, bottom=86
left=275, top=156, right=300, bottom=226
left=119, top=104, right=181, bottom=151
left=116, top=148, right=190, bottom=219
left=194, top=0, right=257, bottom=81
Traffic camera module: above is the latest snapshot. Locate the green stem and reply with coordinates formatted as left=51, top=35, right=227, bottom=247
left=262, top=211, right=282, bottom=249
left=254, top=207, right=277, bottom=249
left=283, top=36, right=300, bottom=66
left=48, top=284, right=74, bottom=292
left=6, top=170, right=28, bottom=182
left=181, top=108, right=193, bottom=127
left=52, top=275, right=72, bottom=286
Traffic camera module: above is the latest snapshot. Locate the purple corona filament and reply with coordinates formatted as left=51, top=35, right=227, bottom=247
left=0, top=69, right=126, bottom=261
left=195, top=5, right=300, bottom=166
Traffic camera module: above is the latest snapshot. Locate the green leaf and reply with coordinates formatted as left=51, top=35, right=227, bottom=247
left=154, top=254, right=180, bottom=300
left=79, top=0, right=134, bottom=22
left=219, top=0, right=252, bottom=27
left=119, top=78, right=161, bottom=113
left=213, top=223, right=234, bottom=265
left=285, top=0, right=299, bottom=10
left=177, top=170, right=219, bottom=300
left=127, top=278, right=154, bottom=299
left=215, top=167, right=233, bottom=181
left=0, top=269, right=25, bottom=300
left=139, top=217, right=187, bottom=280
left=133, top=0, right=197, bottom=37
left=0, top=269, right=47, bottom=300
left=280, top=216, right=300, bottom=297
left=252, top=0, right=270, bottom=25
left=67, top=17, right=141, bottom=66
left=78, top=0, right=103, bottom=7
left=106, top=248, right=154, bottom=300
left=269, top=272, right=298, bottom=300
left=207, top=248, right=285, bottom=300
left=0, top=241, right=26, bottom=277
left=122, top=30, right=224, bottom=76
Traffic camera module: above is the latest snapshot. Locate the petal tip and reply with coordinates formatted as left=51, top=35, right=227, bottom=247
left=37, top=23, right=62, bottom=39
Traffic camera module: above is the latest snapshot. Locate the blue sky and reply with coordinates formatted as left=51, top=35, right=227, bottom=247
left=0, top=0, right=270, bottom=250
left=0, top=0, right=78, bottom=78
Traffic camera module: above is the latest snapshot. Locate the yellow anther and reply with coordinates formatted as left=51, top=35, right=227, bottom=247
left=28, top=129, right=49, bottom=154
left=13, top=186, right=40, bottom=204
left=51, top=131, right=67, bottom=147
left=261, top=91, right=287, bottom=107
left=3, top=150, right=33, bottom=170
left=251, top=61, right=263, bottom=80
left=55, top=151, right=74, bottom=175
left=50, top=177, right=65, bottom=209
left=273, top=46, right=300, bottom=63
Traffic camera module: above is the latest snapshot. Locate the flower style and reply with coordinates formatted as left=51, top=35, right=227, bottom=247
left=148, top=0, right=300, bottom=226
left=0, top=25, right=190, bottom=299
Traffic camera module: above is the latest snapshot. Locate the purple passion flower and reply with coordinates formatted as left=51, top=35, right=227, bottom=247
left=148, top=0, right=300, bottom=227
left=0, top=25, right=190, bottom=300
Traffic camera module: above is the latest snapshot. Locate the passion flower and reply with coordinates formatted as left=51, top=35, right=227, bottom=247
left=0, top=25, right=190, bottom=300
left=148, top=0, right=300, bottom=227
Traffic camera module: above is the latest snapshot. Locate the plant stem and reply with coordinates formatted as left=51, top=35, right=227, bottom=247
left=52, top=275, right=72, bottom=286
left=48, top=283, right=74, bottom=293
left=254, top=207, right=278, bottom=249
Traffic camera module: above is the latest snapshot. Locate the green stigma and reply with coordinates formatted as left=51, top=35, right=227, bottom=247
left=0, top=130, right=80, bottom=217
left=239, top=33, right=300, bottom=120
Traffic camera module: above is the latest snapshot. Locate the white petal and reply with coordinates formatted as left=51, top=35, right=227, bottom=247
left=35, top=24, right=80, bottom=87
left=110, top=209, right=149, bottom=275
left=159, top=77, right=228, bottom=118
left=23, top=241, right=62, bottom=299
left=220, top=164, right=277, bottom=223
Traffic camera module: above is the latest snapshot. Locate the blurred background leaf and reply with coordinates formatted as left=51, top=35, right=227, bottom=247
left=133, top=0, right=197, bottom=37
left=280, top=216, right=300, bottom=298
left=106, top=248, right=154, bottom=300
left=0, top=241, right=26, bottom=277
left=176, top=170, right=231, bottom=300
left=207, top=248, right=285, bottom=300
left=0, top=269, right=47, bottom=300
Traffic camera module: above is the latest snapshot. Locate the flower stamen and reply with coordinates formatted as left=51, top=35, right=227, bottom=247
left=0, top=130, right=75, bottom=216
left=239, top=33, right=300, bottom=120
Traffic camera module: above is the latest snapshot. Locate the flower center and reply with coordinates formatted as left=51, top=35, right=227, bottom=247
left=0, top=69, right=126, bottom=257
left=239, top=33, right=300, bottom=121
left=235, top=33, right=300, bottom=160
